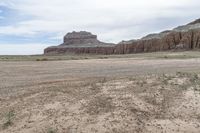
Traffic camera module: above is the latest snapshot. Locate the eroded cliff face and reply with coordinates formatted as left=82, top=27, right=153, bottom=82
left=44, top=19, right=200, bottom=55
left=115, top=30, right=200, bottom=54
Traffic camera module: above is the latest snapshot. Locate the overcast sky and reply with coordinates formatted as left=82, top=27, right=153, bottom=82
left=0, top=0, right=200, bottom=55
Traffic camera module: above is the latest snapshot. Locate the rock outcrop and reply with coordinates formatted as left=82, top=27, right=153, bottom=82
left=63, top=31, right=100, bottom=45
left=44, top=31, right=115, bottom=55
left=44, top=19, right=200, bottom=55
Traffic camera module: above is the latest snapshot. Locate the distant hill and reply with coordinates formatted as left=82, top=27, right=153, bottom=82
left=44, top=19, right=200, bottom=55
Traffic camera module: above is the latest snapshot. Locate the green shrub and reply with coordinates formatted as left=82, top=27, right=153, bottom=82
left=3, top=110, right=15, bottom=129
left=36, top=58, right=48, bottom=61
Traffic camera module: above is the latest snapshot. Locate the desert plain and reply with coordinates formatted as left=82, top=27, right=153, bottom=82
left=1, top=51, right=200, bottom=133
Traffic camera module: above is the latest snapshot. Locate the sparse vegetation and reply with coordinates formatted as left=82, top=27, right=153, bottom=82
left=98, top=77, right=107, bottom=84
left=85, top=95, right=115, bottom=115
left=1, top=51, right=200, bottom=61
left=47, top=127, right=57, bottom=133
left=36, top=58, right=48, bottom=61
left=3, top=110, right=15, bottom=129
left=1, top=55, right=200, bottom=132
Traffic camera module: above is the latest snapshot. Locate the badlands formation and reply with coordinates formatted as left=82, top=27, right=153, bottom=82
left=44, top=19, right=200, bottom=55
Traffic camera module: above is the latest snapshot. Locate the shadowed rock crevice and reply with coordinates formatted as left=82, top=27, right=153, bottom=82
left=44, top=19, right=200, bottom=55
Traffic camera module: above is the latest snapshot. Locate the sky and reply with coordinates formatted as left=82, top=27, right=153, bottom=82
left=0, top=0, right=200, bottom=55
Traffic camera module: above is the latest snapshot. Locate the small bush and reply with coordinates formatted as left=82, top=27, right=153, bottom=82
left=164, top=56, right=168, bottom=59
left=47, top=127, right=57, bottom=133
left=3, top=110, right=15, bottom=129
left=99, top=57, right=108, bottom=59
left=36, top=58, right=48, bottom=61
left=99, top=77, right=107, bottom=83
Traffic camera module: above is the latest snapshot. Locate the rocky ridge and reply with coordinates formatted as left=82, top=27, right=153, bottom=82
left=44, top=19, right=200, bottom=55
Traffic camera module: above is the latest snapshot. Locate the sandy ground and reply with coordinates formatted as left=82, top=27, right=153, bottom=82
left=1, top=58, right=200, bottom=133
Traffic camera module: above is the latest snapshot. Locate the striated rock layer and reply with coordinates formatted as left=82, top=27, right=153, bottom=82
left=44, top=31, right=115, bottom=55
left=44, top=19, right=200, bottom=55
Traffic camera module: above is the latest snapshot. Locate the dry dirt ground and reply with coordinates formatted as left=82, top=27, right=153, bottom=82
left=1, top=57, right=200, bottom=133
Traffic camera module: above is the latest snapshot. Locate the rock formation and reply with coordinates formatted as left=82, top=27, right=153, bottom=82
left=44, top=19, right=200, bottom=55
left=63, top=31, right=100, bottom=45
left=44, top=31, right=115, bottom=55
